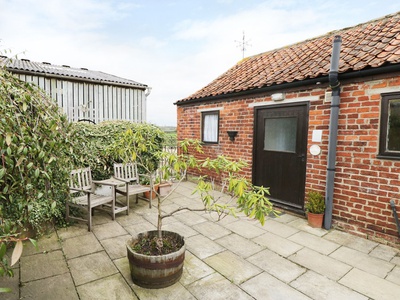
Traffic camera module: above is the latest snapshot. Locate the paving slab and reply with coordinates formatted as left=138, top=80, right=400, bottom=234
left=369, top=243, right=399, bottom=261
left=180, top=251, right=215, bottom=286
left=20, top=250, right=68, bottom=282
left=254, top=231, right=303, bottom=257
left=116, top=212, right=149, bottom=227
left=290, top=270, right=368, bottom=300
left=77, top=273, right=137, bottom=300
left=339, top=268, right=400, bottom=300
left=173, top=211, right=208, bottom=227
left=188, top=272, right=253, bottom=300
left=289, top=247, right=352, bottom=281
left=204, top=250, right=261, bottom=284
left=68, top=251, right=118, bottom=286
left=124, top=220, right=156, bottom=236
left=62, top=233, right=103, bottom=259
left=133, top=282, right=196, bottom=300
left=241, top=272, right=311, bottom=300
left=329, top=246, right=395, bottom=278
left=288, top=231, right=341, bottom=255
left=22, top=232, right=61, bottom=256
left=57, top=222, right=89, bottom=239
left=274, top=212, right=299, bottom=224
left=192, top=221, right=231, bottom=240
left=387, top=265, right=400, bottom=285
left=21, top=273, right=78, bottom=300
left=324, top=230, right=378, bottom=253
left=162, top=219, right=199, bottom=238
left=101, top=234, right=131, bottom=260
left=186, top=234, right=225, bottom=260
left=391, top=255, right=400, bottom=266
left=215, top=233, right=264, bottom=259
left=263, top=218, right=300, bottom=237
left=247, top=248, right=306, bottom=283
left=287, top=218, right=328, bottom=237
left=225, top=220, right=265, bottom=239
left=0, top=267, right=19, bottom=300
left=92, top=221, right=128, bottom=240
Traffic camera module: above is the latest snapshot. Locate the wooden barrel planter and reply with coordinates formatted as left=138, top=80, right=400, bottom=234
left=126, top=230, right=185, bottom=289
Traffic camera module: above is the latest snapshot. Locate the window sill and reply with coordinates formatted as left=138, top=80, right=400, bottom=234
left=376, top=154, right=400, bottom=161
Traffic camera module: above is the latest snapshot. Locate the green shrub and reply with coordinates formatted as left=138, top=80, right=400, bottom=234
left=305, top=190, right=325, bottom=214
left=70, top=121, right=165, bottom=179
left=0, top=67, right=73, bottom=233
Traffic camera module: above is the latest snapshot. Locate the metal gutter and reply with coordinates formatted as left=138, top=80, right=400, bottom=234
left=325, top=35, right=342, bottom=230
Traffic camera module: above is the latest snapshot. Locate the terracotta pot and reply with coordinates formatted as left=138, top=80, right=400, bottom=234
left=126, top=230, right=185, bottom=289
left=307, top=212, right=324, bottom=228
left=159, top=182, right=172, bottom=197
left=143, top=184, right=160, bottom=200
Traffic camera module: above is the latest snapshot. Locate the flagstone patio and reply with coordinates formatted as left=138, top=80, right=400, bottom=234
left=1, top=181, right=400, bottom=299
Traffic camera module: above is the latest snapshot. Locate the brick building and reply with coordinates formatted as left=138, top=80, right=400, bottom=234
left=175, top=12, right=400, bottom=245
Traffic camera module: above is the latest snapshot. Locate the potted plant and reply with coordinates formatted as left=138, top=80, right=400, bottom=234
left=108, top=127, right=277, bottom=289
left=305, top=190, right=325, bottom=228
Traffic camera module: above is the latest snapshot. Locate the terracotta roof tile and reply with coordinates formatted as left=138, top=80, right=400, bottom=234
left=178, top=12, right=400, bottom=103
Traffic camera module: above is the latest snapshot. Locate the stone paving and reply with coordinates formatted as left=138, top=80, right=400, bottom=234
left=2, top=181, right=400, bottom=299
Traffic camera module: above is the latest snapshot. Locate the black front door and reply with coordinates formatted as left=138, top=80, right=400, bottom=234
left=253, top=103, right=308, bottom=211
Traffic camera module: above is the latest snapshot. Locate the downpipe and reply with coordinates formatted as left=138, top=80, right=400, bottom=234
left=324, top=35, right=342, bottom=230
left=390, top=200, right=400, bottom=236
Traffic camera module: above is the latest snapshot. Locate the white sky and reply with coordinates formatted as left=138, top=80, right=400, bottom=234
left=1, top=0, right=400, bottom=126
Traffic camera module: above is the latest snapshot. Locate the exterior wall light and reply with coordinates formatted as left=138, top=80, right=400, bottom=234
left=271, top=93, right=285, bottom=101
left=227, top=131, right=238, bottom=142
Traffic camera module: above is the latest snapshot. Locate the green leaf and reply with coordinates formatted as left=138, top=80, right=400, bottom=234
left=0, top=168, right=5, bottom=179
left=0, top=287, right=12, bottom=293
left=29, top=238, right=38, bottom=250
left=5, top=133, right=12, bottom=146
left=0, top=243, right=6, bottom=259
left=34, top=168, right=40, bottom=178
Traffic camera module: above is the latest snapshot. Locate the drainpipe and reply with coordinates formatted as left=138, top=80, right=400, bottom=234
left=324, top=35, right=342, bottom=230
left=389, top=200, right=400, bottom=236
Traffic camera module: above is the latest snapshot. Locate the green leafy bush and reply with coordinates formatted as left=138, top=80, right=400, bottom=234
left=0, top=67, right=73, bottom=233
left=305, top=190, right=325, bottom=214
left=70, top=121, right=164, bottom=179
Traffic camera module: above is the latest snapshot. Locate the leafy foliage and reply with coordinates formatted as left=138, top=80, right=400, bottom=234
left=110, top=132, right=278, bottom=243
left=0, top=67, right=73, bottom=233
left=305, top=190, right=325, bottom=214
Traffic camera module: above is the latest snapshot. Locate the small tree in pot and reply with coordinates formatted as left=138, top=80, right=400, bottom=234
left=305, top=190, right=325, bottom=228
left=109, top=128, right=277, bottom=288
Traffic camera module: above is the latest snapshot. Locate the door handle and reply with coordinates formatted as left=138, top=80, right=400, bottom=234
left=298, top=154, right=305, bottom=162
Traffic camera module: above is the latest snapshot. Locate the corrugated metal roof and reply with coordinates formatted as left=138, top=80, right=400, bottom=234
left=177, top=11, right=400, bottom=103
left=0, top=56, right=147, bottom=89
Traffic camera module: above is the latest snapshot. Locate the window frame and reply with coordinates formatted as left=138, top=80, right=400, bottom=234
left=201, top=110, right=220, bottom=144
left=378, top=92, right=400, bottom=160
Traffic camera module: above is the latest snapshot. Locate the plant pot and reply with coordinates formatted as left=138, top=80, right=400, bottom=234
left=307, top=212, right=324, bottom=228
left=143, top=184, right=160, bottom=200
left=126, top=230, right=185, bottom=289
left=159, top=182, right=172, bottom=197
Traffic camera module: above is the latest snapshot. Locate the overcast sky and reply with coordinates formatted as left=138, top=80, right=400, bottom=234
left=1, top=0, right=400, bottom=126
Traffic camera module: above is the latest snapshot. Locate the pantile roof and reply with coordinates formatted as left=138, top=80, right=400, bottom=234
left=177, top=11, right=400, bottom=103
left=0, top=57, right=147, bottom=89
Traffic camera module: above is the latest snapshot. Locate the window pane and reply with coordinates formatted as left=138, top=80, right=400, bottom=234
left=387, top=99, right=400, bottom=151
left=264, top=117, right=297, bottom=152
left=203, top=113, right=218, bottom=142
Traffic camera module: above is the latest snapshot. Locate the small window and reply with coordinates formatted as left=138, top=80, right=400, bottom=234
left=379, top=92, right=400, bottom=159
left=202, top=111, right=219, bottom=143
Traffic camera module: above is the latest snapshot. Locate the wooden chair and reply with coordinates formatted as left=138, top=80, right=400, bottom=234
left=113, top=163, right=152, bottom=210
left=67, top=167, right=115, bottom=231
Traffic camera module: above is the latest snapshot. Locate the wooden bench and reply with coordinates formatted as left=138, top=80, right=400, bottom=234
left=67, top=167, right=115, bottom=231
left=113, top=163, right=152, bottom=210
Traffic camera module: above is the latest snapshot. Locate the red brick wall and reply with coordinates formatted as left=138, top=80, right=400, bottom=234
left=177, top=75, right=400, bottom=246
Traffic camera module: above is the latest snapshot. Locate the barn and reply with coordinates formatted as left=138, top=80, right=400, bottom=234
left=1, top=56, right=150, bottom=123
